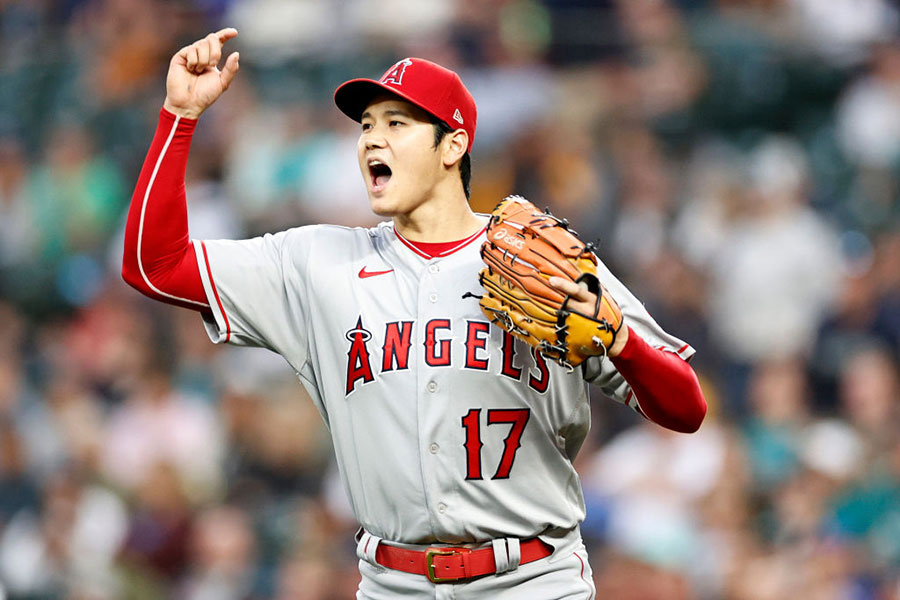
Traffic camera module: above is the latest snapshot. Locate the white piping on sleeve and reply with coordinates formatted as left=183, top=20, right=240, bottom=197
left=136, top=114, right=209, bottom=308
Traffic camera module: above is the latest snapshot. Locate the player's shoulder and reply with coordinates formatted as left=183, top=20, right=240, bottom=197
left=281, top=221, right=389, bottom=238
left=278, top=221, right=394, bottom=252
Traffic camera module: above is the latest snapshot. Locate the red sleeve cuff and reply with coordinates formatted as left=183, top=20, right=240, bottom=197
left=160, top=106, right=199, bottom=131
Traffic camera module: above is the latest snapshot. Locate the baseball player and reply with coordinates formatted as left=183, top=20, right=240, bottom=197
left=122, top=29, right=706, bottom=599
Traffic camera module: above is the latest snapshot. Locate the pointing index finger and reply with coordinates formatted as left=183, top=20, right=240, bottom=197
left=215, top=27, right=238, bottom=43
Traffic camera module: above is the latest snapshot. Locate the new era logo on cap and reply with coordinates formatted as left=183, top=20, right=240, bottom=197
left=334, top=57, right=478, bottom=152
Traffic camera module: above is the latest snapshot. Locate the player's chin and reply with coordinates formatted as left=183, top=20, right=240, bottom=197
left=367, top=191, right=401, bottom=217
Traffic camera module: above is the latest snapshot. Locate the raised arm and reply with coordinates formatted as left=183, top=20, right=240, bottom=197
left=121, top=29, right=240, bottom=310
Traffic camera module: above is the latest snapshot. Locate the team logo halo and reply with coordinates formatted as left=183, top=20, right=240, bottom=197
left=345, top=324, right=373, bottom=343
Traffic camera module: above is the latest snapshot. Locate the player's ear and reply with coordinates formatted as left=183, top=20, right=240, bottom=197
left=441, top=129, right=468, bottom=168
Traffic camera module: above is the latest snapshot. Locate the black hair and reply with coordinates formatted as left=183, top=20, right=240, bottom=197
left=432, top=119, right=471, bottom=200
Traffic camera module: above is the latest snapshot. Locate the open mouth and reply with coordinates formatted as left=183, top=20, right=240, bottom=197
left=368, top=159, right=392, bottom=192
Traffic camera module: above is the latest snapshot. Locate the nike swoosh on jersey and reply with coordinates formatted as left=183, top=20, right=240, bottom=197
left=358, top=266, right=394, bottom=279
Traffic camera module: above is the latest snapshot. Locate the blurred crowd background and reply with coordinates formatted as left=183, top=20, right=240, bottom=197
left=1, top=0, right=900, bottom=598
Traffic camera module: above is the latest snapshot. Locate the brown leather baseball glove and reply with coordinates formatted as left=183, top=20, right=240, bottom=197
left=476, top=196, right=623, bottom=368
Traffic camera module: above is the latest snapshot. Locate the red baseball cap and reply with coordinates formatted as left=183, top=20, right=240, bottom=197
left=334, top=58, right=477, bottom=152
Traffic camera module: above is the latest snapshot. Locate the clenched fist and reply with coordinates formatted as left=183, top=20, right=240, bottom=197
left=163, top=28, right=240, bottom=120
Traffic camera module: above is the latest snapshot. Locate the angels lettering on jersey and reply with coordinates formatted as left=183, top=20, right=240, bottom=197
left=345, top=317, right=551, bottom=395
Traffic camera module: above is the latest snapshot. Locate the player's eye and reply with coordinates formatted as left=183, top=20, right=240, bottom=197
left=361, top=122, right=373, bottom=132
left=389, top=120, right=403, bottom=127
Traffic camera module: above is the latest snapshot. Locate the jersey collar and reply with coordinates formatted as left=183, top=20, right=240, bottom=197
left=393, top=223, right=487, bottom=260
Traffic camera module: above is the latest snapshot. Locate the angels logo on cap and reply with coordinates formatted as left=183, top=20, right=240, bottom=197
left=381, top=59, right=413, bottom=86
left=333, top=57, right=478, bottom=152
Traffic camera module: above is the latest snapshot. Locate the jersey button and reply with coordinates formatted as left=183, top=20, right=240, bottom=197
left=429, top=443, right=439, bottom=454
left=438, top=503, right=447, bottom=513
left=428, top=264, right=439, bottom=274
left=427, top=381, right=437, bottom=393
left=429, top=293, right=438, bottom=303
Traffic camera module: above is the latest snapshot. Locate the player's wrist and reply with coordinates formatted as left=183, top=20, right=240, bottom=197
left=606, top=324, right=630, bottom=358
left=163, top=98, right=203, bottom=121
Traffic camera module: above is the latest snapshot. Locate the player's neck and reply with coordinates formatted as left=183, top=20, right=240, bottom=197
left=393, top=191, right=485, bottom=243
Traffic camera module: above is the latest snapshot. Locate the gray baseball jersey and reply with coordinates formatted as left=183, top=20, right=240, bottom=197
left=191, top=220, right=693, bottom=546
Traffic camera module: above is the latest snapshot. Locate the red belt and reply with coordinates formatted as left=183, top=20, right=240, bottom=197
left=374, top=538, right=553, bottom=583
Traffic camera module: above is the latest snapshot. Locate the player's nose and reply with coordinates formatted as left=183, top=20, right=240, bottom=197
left=364, top=134, right=386, bottom=150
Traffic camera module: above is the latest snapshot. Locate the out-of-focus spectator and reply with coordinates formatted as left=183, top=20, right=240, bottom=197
left=184, top=139, right=244, bottom=242
left=741, top=358, right=811, bottom=491
left=872, top=230, right=900, bottom=350
left=348, top=0, right=455, bottom=45
left=17, top=370, right=105, bottom=483
left=673, top=139, right=748, bottom=269
left=73, top=0, right=178, bottom=108
left=641, top=250, right=714, bottom=372
left=838, top=345, right=899, bottom=465
left=180, top=505, right=257, bottom=600
left=581, top=417, right=729, bottom=590
left=0, top=469, right=128, bottom=599
left=706, top=137, right=841, bottom=370
left=0, top=137, right=40, bottom=308
left=593, top=552, right=693, bottom=600
left=27, top=122, right=125, bottom=263
left=226, top=0, right=341, bottom=59
left=221, top=89, right=297, bottom=226
left=785, top=0, right=899, bottom=67
left=462, top=62, right=554, bottom=154
left=506, top=120, right=610, bottom=243
left=0, top=303, right=30, bottom=418
left=0, top=419, right=40, bottom=531
left=615, top=0, right=708, bottom=120
left=118, top=460, right=194, bottom=594
left=811, top=250, right=882, bottom=409
left=836, top=41, right=900, bottom=229
left=608, top=123, right=677, bottom=274
left=22, top=121, right=126, bottom=310
left=0, top=138, right=35, bottom=270
left=102, top=361, right=225, bottom=502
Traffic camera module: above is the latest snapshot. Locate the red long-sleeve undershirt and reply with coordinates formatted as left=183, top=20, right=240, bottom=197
left=122, top=108, right=208, bottom=310
left=123, top=109, right=706, bottom=434
left=611, top=327, right=706, bottom=433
